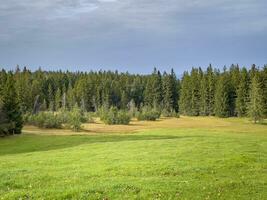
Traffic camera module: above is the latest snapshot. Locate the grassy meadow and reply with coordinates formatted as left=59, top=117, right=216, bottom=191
left=0, top=117, right=266, bottom=199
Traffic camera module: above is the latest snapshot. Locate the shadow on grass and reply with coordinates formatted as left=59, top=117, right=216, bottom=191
left=0, top=134, right=202, bottom=156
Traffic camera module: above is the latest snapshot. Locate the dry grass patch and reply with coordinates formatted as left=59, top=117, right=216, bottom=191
left=23, top=116, right=267, bottom=135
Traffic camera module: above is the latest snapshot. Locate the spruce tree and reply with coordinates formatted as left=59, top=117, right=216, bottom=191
left=48, top=84, right=55, bottom=111
left=190, top=68, right=201, bottom=116
left=215, top=70, right=230, bottom=117
left=0, top=99, right=9, bottom=135
left=2, top=74, right=23, bottom=134
left=144, top=78, right=154, bottom=107
left=55, top=88, right=62, bottom=111
left=162, top=72, right=173, bottom=113
left=248, top=72, right=265, bottom=123
left=206, top=65, right=216, bottom=115
left=200, top=73, right=208, bottom=116
left=262, top=65, right=267, bottom=118
left=148, top=68, right=163, bottom=109
left=236, top=68, right=249, bottom=117
left=179, top=72, right=191, bottom=115
left=170, top=69, right=179, bottom=112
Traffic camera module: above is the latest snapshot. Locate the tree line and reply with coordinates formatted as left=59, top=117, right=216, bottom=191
left=0, top=64, right=266, bottom=135
left=179, top=64, right=266, bottom=121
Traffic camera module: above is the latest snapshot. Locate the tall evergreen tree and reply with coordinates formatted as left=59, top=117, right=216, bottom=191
left=1, top=74, right=23, bottom=134
left=206, top=65, right=216, bottom=115
left=236, top=68, right=249, bottom=117
left=179, top=72, right=191, bottom=115
left=48, top=84, right=55, bottom=111
left=55, top=88, right=62, bottom=111
left=200, top=73, right=208, bottom=116
left=215, top=69, right=230, bottom=117
left=248, top=72, right=265, bottom=123
left=162, top=72, right=174, bottom=113
left=189, top=68, right=201, bottom=116
left=262, top=65, right=267, bottom=118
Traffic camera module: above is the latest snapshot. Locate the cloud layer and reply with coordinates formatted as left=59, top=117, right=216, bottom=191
left=0, top=0, right=267, bottom=72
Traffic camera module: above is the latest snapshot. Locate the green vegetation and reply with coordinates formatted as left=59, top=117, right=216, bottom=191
left=0, top=117, right=266, bottom=199
left=100, top=107, right=131, bottom=125
left=0, top=73, right=23, bottom=135
left=24, top=112, right=63, bottom=129
left=137, top=106, right=161, bottom=121
left=1, top=65, right=267, bottom=135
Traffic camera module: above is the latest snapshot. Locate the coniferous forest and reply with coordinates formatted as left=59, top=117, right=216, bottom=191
left=0, top=64, right=266, bottom=135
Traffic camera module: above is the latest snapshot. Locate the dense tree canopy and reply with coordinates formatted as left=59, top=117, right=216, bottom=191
left=0, top=64, right=266, bottom=134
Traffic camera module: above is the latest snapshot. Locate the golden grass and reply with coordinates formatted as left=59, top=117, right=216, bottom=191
left=23, top=116, right=267, bottom=136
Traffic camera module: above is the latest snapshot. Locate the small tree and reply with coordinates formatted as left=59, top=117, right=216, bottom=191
left=127, top=99, right=138, bottom=118
left=69, top=104, right=82, bottom=131
left=248, top=73, right=265, bottom=123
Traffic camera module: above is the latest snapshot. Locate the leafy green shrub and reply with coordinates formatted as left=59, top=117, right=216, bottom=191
left=68, top=104, right=83, bottom=131
left=83, top=112, right=94, bottom=123
left=0, top=123, right=14, bottom=136
left=101, top=107, right=131, bottom=125
left=137, top=106, right=161, bottom=121
left=25, top=112, right=62, bottom=129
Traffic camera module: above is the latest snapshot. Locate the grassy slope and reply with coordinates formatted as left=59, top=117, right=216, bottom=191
left=0, top=117, right=266, bottom=199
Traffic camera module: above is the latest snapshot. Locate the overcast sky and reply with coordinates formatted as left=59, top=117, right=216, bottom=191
left=0, top=0, right=266, bottom=74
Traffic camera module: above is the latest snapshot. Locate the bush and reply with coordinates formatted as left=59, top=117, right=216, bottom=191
left=68, top=105, right=83, bottom=131
left=161, top=109, right=180, bottom=118
left=137, top=106, right=161, bottom=121
left=101, top=107, right=131, bottom=125
left=83, top=112, right=94, bottom=123
left=25, top=112, right=62, bottom=129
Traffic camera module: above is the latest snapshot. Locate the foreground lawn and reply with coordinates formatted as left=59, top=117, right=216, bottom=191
left=0, top=117, right=266, bottom=199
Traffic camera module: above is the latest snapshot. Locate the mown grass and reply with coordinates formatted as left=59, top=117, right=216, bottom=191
left=0, top=117, right=266, bottom=199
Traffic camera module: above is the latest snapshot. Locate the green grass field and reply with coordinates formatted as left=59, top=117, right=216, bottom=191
left=0, top=117, right=266, bottom=199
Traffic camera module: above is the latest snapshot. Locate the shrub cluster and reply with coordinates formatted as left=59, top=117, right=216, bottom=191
left=137, top=106, right=161, bottom=121
left=100, top=107, right=131, bottom=125
left=24, top=106, right=93, bottom=131
left=24, top=112, right=62, bottom=129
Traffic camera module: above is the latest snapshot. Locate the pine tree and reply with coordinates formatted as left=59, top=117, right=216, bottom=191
left=229, top=64, right=240, bottom=116
left=120, top=90, right=128, bottom=110
left=170, top=69, right=179, bottom=112
left=236, top=68, right=249, bottom=117
left=190, top=68, right=201, bottom=116
left=55, top=88, right=62, bottom=111
left=48, top=84, right=55, bottom=111
left=15, top=67, right=31, bottom=113
left=200, top=73, right=208, bottom=116
left=179, top=72, right=191, bottom=115
left=152, top=69, right=163, bottom=109
left=144, top=78, right=154, bottom=107
left=248, top=73, right=265, bottom=123
left=162, top=72, right=173, bottom=113
left=206, top=65, right=216, bottom=115
left=2, top=74, right=23, bottom=134
left=262, top=65, right=267, bottom=118
left=67, top=83, right=76, bottom=110
left=215, top=70, right=230, bottom=117
left=0, top=99, right=9, bottom=135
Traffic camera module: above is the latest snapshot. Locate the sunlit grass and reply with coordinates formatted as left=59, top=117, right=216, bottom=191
left=0, top=117, right=266, bottom=199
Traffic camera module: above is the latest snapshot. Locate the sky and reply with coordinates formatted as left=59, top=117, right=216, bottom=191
left=0, top=0, right=267, bottom=74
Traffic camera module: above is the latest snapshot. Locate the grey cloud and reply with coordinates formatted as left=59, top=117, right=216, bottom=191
left=0, top=0, right=266, bottom=72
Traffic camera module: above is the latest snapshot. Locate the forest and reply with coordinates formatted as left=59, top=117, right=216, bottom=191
left=0, top=64, right=266, bottom=135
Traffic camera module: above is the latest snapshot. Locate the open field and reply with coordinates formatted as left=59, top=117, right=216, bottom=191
left=0, top=117, right=266, bottom=199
